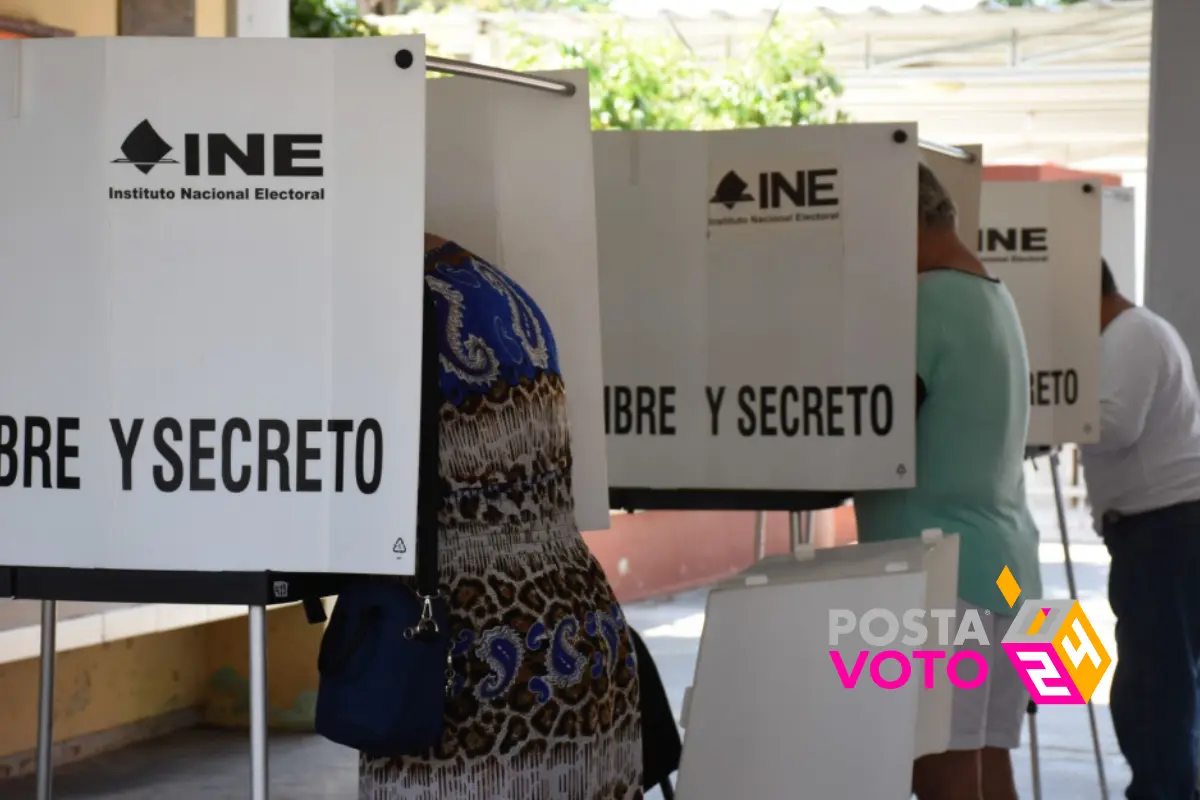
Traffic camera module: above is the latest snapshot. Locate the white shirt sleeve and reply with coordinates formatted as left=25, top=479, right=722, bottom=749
left=1093, top=316, right=1162, bottom=453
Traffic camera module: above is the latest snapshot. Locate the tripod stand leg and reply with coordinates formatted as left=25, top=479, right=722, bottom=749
left=36, top=599, right=56, bottom=800
left=1049, top=451, right=1109, bottom=800
left=1027, top=700, right=1042, bottom=800
left=249, top=605, right=270, bottom=800
left=789, top=511, right=803, bottom=551
left=753, top=510, right=767, bottom=561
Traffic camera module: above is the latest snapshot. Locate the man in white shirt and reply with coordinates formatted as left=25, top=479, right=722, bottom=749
left=1080, top=260, right=1200, bottom=800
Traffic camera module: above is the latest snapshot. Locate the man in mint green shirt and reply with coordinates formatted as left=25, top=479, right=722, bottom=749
left=854, top=165, right=1041, bottom=800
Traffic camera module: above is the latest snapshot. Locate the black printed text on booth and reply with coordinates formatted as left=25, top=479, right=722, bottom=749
left=603, top=384, right=894, bottom=438
left=0, top=415, right=384, bottom=494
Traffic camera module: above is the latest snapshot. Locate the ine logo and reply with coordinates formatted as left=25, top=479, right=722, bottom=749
left=113, top=120, right=178, bottom=175
left=977, top=227, right=1050, bottom=265
left=710, top=171, right=755, bottom=210
left=108, top=119, right=327, bottom=203
left=708, top=164, right=841, bottom=231
left=110, top=119, right=324, bottom=178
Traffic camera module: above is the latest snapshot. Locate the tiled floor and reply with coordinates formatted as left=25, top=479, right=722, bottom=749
left=5, top=469, right=1131, bottom=798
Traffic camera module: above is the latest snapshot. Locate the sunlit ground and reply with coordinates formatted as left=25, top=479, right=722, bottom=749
left=4, top=465, right=1129, bottom=798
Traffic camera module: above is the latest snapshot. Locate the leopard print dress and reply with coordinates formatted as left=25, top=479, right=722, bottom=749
left=359, top=241, right=643, bottom=799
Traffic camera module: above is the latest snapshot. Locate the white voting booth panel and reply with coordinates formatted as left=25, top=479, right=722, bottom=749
left=594, top=124, right=918, bottom=493
left=920, top=144, right=983, bottom=246
left=0, top=37, right=426, bottom=575
left=425, top=69, right=609, bottom=532
left=980, top=181, right=1102, bottom=446
left=676, top=534, right=960, bottom=799
left=1103, top=186, right=1138, bottom=303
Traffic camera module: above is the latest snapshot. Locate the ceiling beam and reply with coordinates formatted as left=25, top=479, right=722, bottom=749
left=1019, top=29, right=1150, bottom=65
left=844, top=65, right=1149, bottom=84
left=863, top=8, right=1147, bottom=70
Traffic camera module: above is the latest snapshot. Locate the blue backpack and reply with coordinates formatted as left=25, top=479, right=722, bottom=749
left=314, top=288, right=451, bottom=758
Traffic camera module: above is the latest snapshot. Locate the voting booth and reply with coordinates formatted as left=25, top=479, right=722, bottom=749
left=676, top=533, right=960, bottom=799
left=980, top=180, right=1103, bottom=447
left=425, top=69, right=609, bottom=532
left=980, top=180, right=1108, bottom=798
left=594, top=124, right=922, bottom=512
left=1103, top=186, right=1138, bottom=304
left=0, top=36, right=603, bottom=799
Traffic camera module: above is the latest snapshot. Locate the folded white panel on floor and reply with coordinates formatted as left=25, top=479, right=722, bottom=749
left=676, top=534, right=959, bottom=799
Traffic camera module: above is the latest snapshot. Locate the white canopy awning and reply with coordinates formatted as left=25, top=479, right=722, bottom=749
left=382, top=0, right=1150, bottom=171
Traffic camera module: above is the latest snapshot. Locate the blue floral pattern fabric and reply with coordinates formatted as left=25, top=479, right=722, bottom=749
left=359, top=242, right=642, bottom=800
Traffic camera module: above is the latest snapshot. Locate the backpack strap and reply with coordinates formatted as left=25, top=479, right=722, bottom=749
left=410, top=283, right=444, bottom=637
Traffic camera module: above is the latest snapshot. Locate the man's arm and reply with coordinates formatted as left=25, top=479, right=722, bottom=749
left=1091, top=320, right=1162, bottom=453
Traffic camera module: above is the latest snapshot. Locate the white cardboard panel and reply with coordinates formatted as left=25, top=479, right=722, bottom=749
left=920, top=144, right=983, bottom=246
left=980, top=181, right=1102, bottom=446
left=0, top=37, right=426, bottom=574
left=677, top=535, right=959, bottom=798
left=595, top=124, right=918, bottom=492
left=425, top=69, right=609, bottom=532
left=1103, top=186, right=1137, bottom=302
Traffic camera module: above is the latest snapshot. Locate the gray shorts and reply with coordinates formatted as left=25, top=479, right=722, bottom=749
left=946, top=598, right=1029, bottom=751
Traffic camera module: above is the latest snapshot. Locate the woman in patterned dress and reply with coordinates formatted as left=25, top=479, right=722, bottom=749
left=359, top=235, right=643, bottom=799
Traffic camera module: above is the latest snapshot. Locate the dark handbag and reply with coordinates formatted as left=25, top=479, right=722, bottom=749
left=629, top=626, right=682, bottom=798
left=314, top=286, right=451, bottom=758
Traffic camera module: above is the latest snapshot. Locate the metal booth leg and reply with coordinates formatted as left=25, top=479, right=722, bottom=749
left=1026, top=699, right=1042, bottom=800
left=789, top=511, right=814, bottom=551
left=1048, top=450, right=1109, bottom=800
left=248, top=605, right=270, bottom=800
left=36, top=599, right=57, bottom=800
left=753, top=510, right=767, bottom=561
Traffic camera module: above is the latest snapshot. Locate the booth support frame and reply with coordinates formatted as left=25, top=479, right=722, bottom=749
left=1047, top=448, right=1109, bottom=800
left=1021, top=447, right=1108, bottom=800
left=11, top=75, right=988, bottom=792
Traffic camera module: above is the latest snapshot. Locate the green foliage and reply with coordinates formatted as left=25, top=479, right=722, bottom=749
left=506, top=29, right=706, bottom=130
left=289, top=0, right=381, bottom=38
left=505, top=23, right=847, bottom=131
left=699, top=29, right=848, bottom=129
left=290, top=2, right=845, bottom=131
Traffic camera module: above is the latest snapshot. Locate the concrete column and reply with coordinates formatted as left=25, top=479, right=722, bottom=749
left=225, top=0, right=289, bottom=37
left=1143, top=3, right=1200, bottom=360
